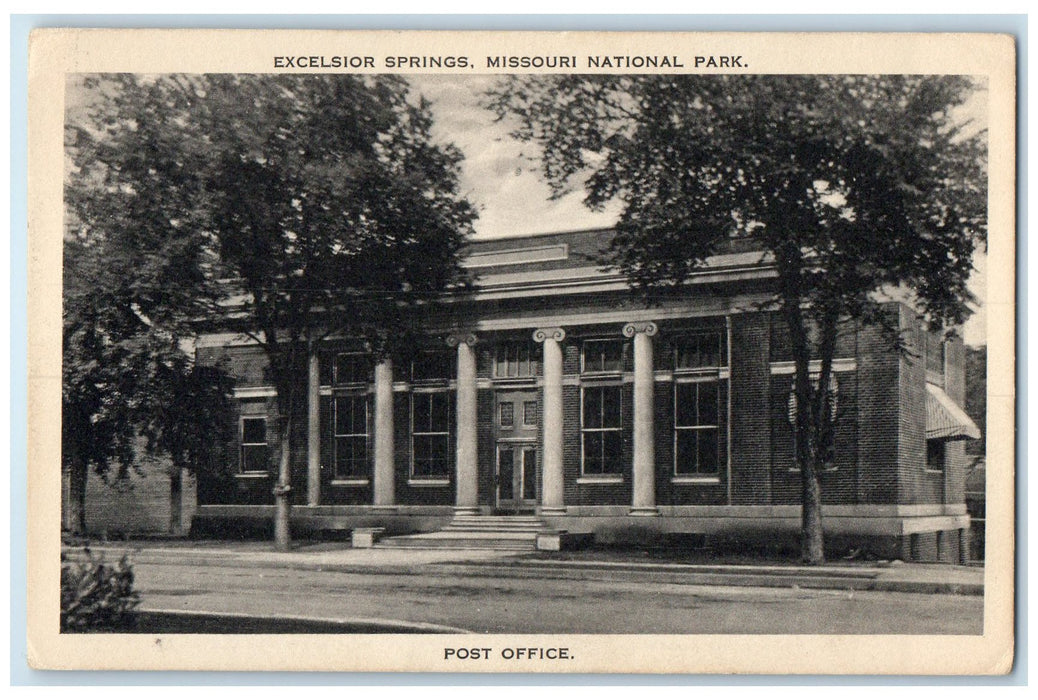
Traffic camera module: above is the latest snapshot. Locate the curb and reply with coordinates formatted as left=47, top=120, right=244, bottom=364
left=135, top=607, right=472, bottom=634
left=69, top=546, right=983, bottom=596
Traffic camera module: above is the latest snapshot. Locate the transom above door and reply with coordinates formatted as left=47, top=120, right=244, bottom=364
left=496, top=390, right=538, bottom=441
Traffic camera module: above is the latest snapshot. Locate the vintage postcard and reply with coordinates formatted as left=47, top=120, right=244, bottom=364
left=27, top=29, right=1015, bottom=673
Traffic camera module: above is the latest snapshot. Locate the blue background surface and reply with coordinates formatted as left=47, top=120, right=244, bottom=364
left=9, top=12, right=1027, bottom=686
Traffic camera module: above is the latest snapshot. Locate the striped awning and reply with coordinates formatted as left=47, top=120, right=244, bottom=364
left=926, top=383, right=981, bottom=441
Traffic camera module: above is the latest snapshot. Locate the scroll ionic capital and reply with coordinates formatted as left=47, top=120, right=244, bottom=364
left=446, top=331, right=479, bottom=348
left=532, top=327, right=566, bottom=344
left=622, top=321, right=658, bottom=338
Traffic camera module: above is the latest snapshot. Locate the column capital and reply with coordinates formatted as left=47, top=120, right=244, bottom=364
left=446, top=331, right=479, bottom=348
left=623, top=321, right=658, bottom=338
left=532, top=327, right=566, bottom=343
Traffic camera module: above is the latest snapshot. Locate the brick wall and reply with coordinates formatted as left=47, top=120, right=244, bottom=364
left=83, top=457, right=196, bottom=536
left=194, top=301, right=961, bottom=515
left=942, top=337, right=970, bottom=506
left=197, top=344, right=269, bottom=386
left=900, top=312, right=935, bottom=504
left=769, top=369, right=859, bottom=505
left=195, top=345, right=277, bottom=506
left=561, top=384, right=582, bottom=504
left=901, top=530, right=963, bottom=563
left=855, top=311, right=902, bottom=505
left=477, top=387, right=496, bottom=507
left=730, top=313, right=771, bottom=505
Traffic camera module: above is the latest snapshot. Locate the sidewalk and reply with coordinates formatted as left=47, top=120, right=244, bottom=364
left=65, top=539, right=985, bottom=596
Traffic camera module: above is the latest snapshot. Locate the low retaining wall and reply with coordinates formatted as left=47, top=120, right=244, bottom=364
left=191, top=504, right=970, bottom=562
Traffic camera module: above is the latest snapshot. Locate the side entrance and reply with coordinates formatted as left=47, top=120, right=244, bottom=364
left=495, top=390, right=539, bottom=512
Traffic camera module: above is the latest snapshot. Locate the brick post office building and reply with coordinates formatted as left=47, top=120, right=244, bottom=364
left=193, top=228, right=979, bottom=561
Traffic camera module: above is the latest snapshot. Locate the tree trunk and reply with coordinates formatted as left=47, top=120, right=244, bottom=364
left=783, top=291, right=827, bottom=566
left=801, top=462, right=825, bottom=564
left=273, top=417, right=293, bottom=551
left=66, top=457, right=88, bottom=535
left=169, top=468, right=183, bottom=536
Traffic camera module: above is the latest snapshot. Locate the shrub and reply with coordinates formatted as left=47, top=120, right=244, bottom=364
left=60, top=549, right=141, bottom=632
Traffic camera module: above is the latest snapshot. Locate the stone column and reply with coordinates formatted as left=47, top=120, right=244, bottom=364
left=624, top=321, right=659, bottom=516
left=449, top=332, right=479, bottom=515
left=534, top=327, right=566, bottom=515
left=372, top=358, right=395, bottom=507
left=306, top=351, right=321, bottom=506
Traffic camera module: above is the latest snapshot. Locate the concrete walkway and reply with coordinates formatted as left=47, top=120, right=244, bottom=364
left=65, top=540, right=985, bottom=596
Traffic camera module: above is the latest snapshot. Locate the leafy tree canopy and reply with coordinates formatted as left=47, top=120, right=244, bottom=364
left=488, top=75, right=986, bottom=331
left=192, top=75, right=477, bottom=361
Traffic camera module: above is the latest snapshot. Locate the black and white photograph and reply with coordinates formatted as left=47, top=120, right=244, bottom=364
left=27, top=29, right=1016, bottom=674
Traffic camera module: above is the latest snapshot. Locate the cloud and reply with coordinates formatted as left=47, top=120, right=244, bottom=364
left=407, top=75, right=619, bottom=239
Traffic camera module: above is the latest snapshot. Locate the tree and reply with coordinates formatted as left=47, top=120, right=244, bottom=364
left=489, top=75, right=986, bottom=563
left=964, top=344, right=987, bottom=458
left=62, top=216, right=235, bottom=535
left=67, top=75, right=477, bottom=549
left=192, top=74, right=477, bottom=550
left=64, top=75, right=235, bottom=535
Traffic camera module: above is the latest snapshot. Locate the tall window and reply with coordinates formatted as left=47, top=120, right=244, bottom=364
left=334, top=395, right=368, bottom=479
left=582, top=340, right=623, bottom=373
left=673, top=327, right=728, bottom=477
left=412, top=392, right=450, bottom=478
left=674, top=381, right=721, bottom=475
left=582, top=385, right=622, bottom=474
left=240, top=416, right=269, bottom=474
left=495, top=341, right=538, bottom=378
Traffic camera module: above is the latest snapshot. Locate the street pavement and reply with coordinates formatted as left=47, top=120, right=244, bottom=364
left=66, top=541, right=986, bottom=634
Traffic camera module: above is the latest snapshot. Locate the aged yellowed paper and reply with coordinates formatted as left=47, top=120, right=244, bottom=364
left=29, top=29, right=1015, bottom=673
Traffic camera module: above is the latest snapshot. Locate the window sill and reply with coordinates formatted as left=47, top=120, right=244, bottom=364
left=235, top=472, right=270, bottom=480
left=576, top=475, right=623, bottom=485
left=330, top=479, right=370, bottom=487
left=407, top=478, right=450, bottom=487
left=671, top=476, right=721, bottom=484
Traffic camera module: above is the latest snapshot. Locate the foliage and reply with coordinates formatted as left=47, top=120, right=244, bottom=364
left=68, top=74, right=477, bottom=548
left=489, top=75, right=987, bottom=562
left=192, top=75, right=477, bottom=549
left=60, top=549, right=141, bottom=632
left=63, top=76, right=238, bottom=533
left=964, top=345, right=987, bottom=457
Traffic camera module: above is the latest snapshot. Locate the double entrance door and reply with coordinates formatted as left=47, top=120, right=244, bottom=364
left=495, top=390, right=538, bottom=512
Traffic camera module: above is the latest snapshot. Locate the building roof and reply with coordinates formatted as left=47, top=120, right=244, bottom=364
left=461, top=228, right=774, bottom=300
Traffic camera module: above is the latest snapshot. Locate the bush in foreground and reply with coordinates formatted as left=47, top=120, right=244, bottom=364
left=60, top=549, right=140, bottom=632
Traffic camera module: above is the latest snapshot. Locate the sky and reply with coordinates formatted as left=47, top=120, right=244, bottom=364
left=411, top=75, right=622, bottom=239
left=408, top=75, right=988, bottom=345
left=65, top=73, right=988, bottom=345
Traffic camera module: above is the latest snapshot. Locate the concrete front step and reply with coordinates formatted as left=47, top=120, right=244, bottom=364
left=378, top=534, right=540, bottom=551
left=378, top=540, right=538, bottom=551
left=377, top=515, right=549, bottom=550
left=442, top=524, right=546, bottom=532
left=448, top=513, right=543, bottom=517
